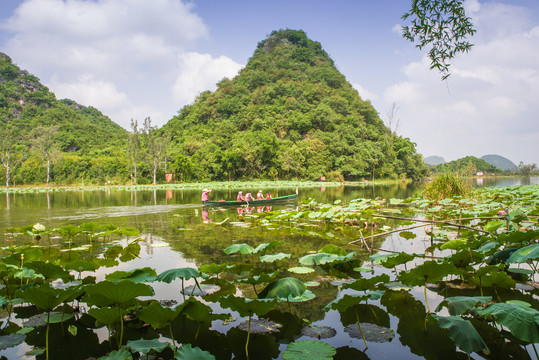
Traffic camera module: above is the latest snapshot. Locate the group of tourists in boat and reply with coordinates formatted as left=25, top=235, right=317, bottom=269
left=201, top=188, right=271, bottom=203
left=201, top=187, right=298, bottom=206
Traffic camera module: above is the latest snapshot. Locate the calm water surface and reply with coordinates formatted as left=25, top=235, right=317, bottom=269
left=0, top=177, right=537, bottom=359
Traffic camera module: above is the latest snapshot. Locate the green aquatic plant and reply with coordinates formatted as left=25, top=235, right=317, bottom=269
left=422, top=172, right=470, bottom=202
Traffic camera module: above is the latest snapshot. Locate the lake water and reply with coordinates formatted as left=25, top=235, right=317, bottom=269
left=0, top=176, right=537, bottom=359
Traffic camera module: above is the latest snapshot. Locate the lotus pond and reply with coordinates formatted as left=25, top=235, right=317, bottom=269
left=0, top=178, right=539, bottom=359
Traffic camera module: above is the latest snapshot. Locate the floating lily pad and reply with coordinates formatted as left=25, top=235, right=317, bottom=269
left=304, top=281, right=320, bottom=287
left=301, top=325, right=337, bottom=339
left=344, top=323, right=394, bottom=343
left=288, top=267, right=315, bottom=274
left=183, top=284, right=220, bottom=296
left=282, top=340, right=336, bottom=360
left=353, top=267, right=373, bottom=273
left=237, top=318, right=282, bottom=334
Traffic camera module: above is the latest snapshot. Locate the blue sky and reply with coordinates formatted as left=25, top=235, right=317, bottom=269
left=1, top=0, right=538, bottom=165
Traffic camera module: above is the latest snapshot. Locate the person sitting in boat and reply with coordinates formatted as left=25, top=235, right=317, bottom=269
left=257, top=190, right=264, bottom=200
left=245, top=191, right=255, bottom=201
left=201, top=188, right=212, bottom=202
left=237, top=191, right=245, bottom=202
left=266, top=192, right=272, bottom=200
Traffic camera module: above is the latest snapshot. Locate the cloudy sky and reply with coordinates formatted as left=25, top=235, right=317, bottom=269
left=0, top=0, right=538, bottom=165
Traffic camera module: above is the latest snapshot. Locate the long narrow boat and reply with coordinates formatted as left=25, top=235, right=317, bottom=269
left=203, top=193, right=298, bottom=206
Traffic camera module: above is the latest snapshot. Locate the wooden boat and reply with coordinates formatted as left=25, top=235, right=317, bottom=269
left=203, top=193, right=298, bottom=206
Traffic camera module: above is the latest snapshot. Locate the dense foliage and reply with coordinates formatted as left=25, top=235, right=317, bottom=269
left=163, top=30, right=428, bottom=182
left=0, top=53, right=129, bottom=186
left=1, top=29, right=430, bottom=186
left=431, top=156, right=502, bottom=174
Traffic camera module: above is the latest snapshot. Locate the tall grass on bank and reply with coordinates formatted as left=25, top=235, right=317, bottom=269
left=422, top=172, right=471, bottom=201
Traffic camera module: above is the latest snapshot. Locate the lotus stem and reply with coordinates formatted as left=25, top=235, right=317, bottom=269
left=245, top=315, right=251, bottom=360
left=424, top=281, right=431, bottom=313
left=355, top=308, right=368, bottom=349
left=117, top=304, right=124, bottom=349
left=169, top=323, right=176, bottom=348
left=46, top=312, right=50, bottom=360
left=181, top=279, right=185, bottom=301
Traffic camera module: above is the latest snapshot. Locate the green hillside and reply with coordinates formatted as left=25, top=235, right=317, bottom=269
left=481, top=154, right=517, bottom=171
left=0, top=52, right=129, bottom=185
left=163, top=29, right=428, bottom=181
left=424, top=155, right=445, bottom=166
left=434, top=156, right=502, bottom=174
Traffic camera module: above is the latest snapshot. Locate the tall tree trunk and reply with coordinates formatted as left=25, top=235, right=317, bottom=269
left=46, top=157, right=50, bottom=186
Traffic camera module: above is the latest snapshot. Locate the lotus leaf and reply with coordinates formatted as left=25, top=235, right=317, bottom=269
left=175, top=344, right=215, bottom=359
left=319, top=244, right=347, bottom=256
left=106, top=267, right=156, bottom=283
left=253, top=241, right=284, bottom=254
left=16, top=284, right=81, bottom=311
left=507, top=243, right=539, bottom=264
left=399, top=231, right=417, bottom=239
left=178, top=297, right=228, bottom=322
left=436, top=296, right=492, bottom=316
left=484, top=220, right=505, bottom=233
left=88, top=307, right=118, bottom=326
left=282, top=340, right=336, bottom=360
left=441, top=239, right=468, bottom=250
left=118, top=241, right=141, bottom=262
left=398, top=260, right=457, bottom=286
left=97, top=348, right=133, bottom=360
left=498, top=230, right=539, bottom=244
left=259, top=253, right=291, bottom=263
left=138, top=301, right=183, bottom=328
left=325, top=291, right=385, bottom=312
left=126, top=338, right=169, bottom=354
left=477, top=302, right=539, bottom=343
left=219, top=295, right=276, bottom=317
left=237, top=318, right=282, bottom=334
left=344, top=322, right=394, bottom=342
left=431, top=314, right=489, bottom=355
left=223, top=243, right=255, bottom=255
left=83, top=280, right=154, bottom=307
left=153, top=267, right=200, bottom=283
left=288, top=267, right=315, bottom=274
left=301, top=325, right=336, bottom=339
left=257, top=277, right=308, bottom=300
left=298, top=253, right=340, bottom=266
left=471, top=266, right=516, bottom=289
left=341, top=274, right=390, bottom=291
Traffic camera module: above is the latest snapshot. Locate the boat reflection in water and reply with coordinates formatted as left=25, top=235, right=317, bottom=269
left=236, top=205, right=272, bottom=216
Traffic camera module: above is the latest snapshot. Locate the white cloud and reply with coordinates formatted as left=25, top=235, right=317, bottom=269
left=382, top=2, right=539, bottom=165
left=1, top=0, right=209, bottom=128
left=172, top=52, right=243, bottom=107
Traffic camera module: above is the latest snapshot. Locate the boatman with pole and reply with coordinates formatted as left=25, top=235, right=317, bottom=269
left=201, top=188, right=212, bottom=202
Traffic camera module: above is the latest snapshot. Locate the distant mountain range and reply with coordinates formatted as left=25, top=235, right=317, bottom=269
left=481, top=154, right=517, bottom=171
left=424, top=156, right=445, bottom=166
left=424, top=154, right=518, bottom=172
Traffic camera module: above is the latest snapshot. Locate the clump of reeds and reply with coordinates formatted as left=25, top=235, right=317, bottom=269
left=422, top=171, right=471, bottom=201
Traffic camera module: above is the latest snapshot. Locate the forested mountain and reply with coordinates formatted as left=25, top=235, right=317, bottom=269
left=1, top=30, right=429, bottom=186
left=163, top=30, right=428, bottom=181
left=433, top=156, right=502, bottom=174
left=481, top=154, right=517, bottom=171
left=0, top=52, right=128, bottom=185
left=424, top=155, right=445, bottom=166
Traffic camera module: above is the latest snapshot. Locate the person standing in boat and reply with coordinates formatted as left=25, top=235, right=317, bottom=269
left=257, top=190, right=264, bottom=200
left=237, top=191, right=245, bottom=201
left=201, top=188, right=212, bottom=202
